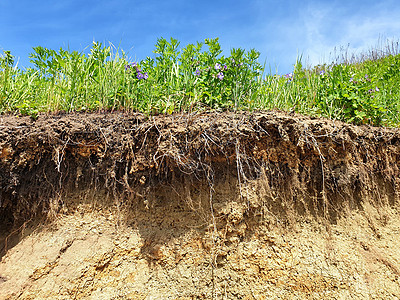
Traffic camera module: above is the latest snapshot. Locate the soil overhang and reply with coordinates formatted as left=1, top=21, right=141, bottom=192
left=0, top=111, right=399, bottom=254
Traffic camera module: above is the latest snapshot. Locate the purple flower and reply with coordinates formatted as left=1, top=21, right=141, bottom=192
left=143, top=72, right=148, bottom=80
left=368, top=87, right=380, bottom=93
left=365, top=74, right=371, bottom=81
left=195, top=68, right=201, bottom=76
left=217, top=72, right=224, bottom=80
left=215, top=63, right=221, bottom=70
left=126, top=62, right=140, bottom=72
left=284, top=72, right=294, bottom=83
left=137, top=72, right=144, bottom=80
left=285, top=73, right=293, bottom=79
left=223, top=64, right=227, bottom=70
left=319, top=70, right=325, bottom=75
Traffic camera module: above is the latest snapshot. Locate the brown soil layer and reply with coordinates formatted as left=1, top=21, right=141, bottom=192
left=0, top=111, right=399, bottom=299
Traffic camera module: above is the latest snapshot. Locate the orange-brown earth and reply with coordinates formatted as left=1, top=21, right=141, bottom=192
left=0, top=111, right=399, bottom=299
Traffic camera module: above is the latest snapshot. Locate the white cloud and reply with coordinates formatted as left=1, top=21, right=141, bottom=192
left=299, top=1, right=400, bottom=67
left=257, top=0, right=400, bottom=73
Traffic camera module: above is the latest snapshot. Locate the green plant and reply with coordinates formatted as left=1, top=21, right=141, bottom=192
left=0, top=38, right=399, bottom=127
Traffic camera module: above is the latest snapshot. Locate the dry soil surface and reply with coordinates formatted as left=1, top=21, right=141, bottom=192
left=1, top=203, right=400, bottom=299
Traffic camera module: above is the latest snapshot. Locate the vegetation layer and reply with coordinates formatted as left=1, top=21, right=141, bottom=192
left=1, top=38, right=399, bottom=126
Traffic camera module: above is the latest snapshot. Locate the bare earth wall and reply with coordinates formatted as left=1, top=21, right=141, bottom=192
left=0, top=111, right=399, bottom=299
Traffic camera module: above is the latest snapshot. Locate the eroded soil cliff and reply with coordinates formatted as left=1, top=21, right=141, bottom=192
left=0, top=111, right=399, bottom=299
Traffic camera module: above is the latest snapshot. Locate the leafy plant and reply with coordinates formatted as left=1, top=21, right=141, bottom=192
left=0, top=38, right=399, bottom=127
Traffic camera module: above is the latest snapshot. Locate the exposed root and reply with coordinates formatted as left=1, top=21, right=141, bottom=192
left=0, top=110, right=399, bottom=259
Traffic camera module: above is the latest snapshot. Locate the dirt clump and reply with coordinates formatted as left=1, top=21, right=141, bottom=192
left=0, top=110, right=399, bottom=299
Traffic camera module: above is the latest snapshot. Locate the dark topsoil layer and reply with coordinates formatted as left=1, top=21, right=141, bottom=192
left=0, top=110, right=399, bottom=233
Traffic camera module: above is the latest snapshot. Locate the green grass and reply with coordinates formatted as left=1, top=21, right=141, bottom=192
left=0, top=38, right=399, bottom=126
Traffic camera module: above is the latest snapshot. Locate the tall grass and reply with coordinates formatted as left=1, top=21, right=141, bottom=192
left=0, top=38, right=399, bottom=126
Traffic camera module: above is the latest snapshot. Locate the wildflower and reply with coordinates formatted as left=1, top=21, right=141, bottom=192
left=137, top=72, right=144, bottom=80
left=195, top=68, right=201, bottom=76
left=215, top=63, right=221, bottom=70
left=125, top=64, right=130, bottom=71
left=223, top=64, right=227, bottom=70
left=284, top=73, right=294, bottom=84
left=368, top=87, right=379, bottom=93
left=143, top=72, right=148, bottom=80
left=319, top=70, right=325, bottom=75
left=365, top=74, right=370, bottom=81
left=349, top=77, right=354, bottom=82
left=217, top=72, right=224, bottom=80
left=285, top=73, right=294, bottom=82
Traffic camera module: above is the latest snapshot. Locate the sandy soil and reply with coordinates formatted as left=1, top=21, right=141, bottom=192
left=1, top=202, right=400, bottom=299
left=0, top=111, right=399, bottom=299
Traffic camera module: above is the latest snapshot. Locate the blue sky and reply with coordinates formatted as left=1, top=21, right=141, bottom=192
left=1, top=0, right=399, bottom=74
